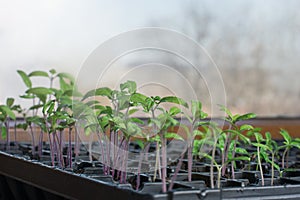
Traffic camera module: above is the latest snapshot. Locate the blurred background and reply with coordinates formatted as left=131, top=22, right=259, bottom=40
left=0, top=0, right=299, bottom=117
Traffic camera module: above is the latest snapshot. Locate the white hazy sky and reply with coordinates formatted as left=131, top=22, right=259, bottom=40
left=0, top=0, right=299, bottom=109
left=0, top=0, right=184, bottom=103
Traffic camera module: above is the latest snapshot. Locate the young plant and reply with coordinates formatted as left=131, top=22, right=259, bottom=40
left=131, top=93, right=188, bottom=186
left=182, top=100, right=208, bottom=182
left=151, top=106, right=183, bottom=193
left=18, top=69, right=78, bottom=165
left=220, top=105, right=255, bottom=178
left=261, top=132, right=280, bottom=186
left=199, top=125, right=250, bottom=189
left=252, top=132, right=266, bottom=186
left=278, top=129, right=300, bottom=169
left=0, top=98, right=18, bottom=149
left=82, top=80, right=145, bottom=183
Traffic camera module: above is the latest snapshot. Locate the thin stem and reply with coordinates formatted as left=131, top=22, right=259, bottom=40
left=169, top=151, right=185, bottom=191
left=222, top=132, right=232, bottom=176
left=5, top=120, right=10, bottom=150
left=231, top=135, right=238, bottom=179
left=74, top=126, right=80, bottom=157
left=38, top=129, right=43, bottom=157
left=187, top=145, right=193, bottom=182
left=271, top=152, right=274, bottom=186
left=136, top=148, right=144, bottom=190
left=121, top=139, right=129, bottom=184
left=115, top=137, right=125, bottom=178
left=144, top=143, right=150, bottom=162
left=257, top=146, right=264, bottom=186
left=217, top=167, right=221, bottom=189
left=211, top=139, right=218, bottom=189
left=282, top=148, right=289, bottom=169
left=14, top=120, right=17, bottom=144
left=29, top=125, right=35, bottom=155
left=48, top=133, right=55, bottom=166
left=153, top=141, right=161, bottom=181
left=160, top=135, right=167, bottom=193
left=68, top=128, right=72, bottom=167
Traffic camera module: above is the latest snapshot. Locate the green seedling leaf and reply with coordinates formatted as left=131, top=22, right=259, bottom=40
left=130, top=93, right=147, bottom=106
left=164, top=132, right=184, bottom=141
left=82, top=87, right=112, bottom=100
left=17, top=70, right=32, bottom=88
left=195, top=121, right=211, bottom=127
left=229, top=156, right=250, bottom=162
left=135, top=140, right=145, bottom=149
left=254, top=132, right=264, bottom=143
left=236, top=113, right=256, bottom=121
left=26, top=87, right=53, bottom=96
left=191, top=100, right=202, bottom=119
left=1, top=126, right=7, bottom=139
left=235, top=147, right=249, bottom=155
left=85, top=100, right=100, bottom=106
left=94, top=105, right=107, bottom=115
left=63, top=89, right=82, bottom=97
left=0, top=105, right=16, bottom=120
left=160, top=96, right=188, bottom=108
left=291, top=141, right=300, bottom=149
left=29, top=104, right=44, bottom=110
left=265, top=132, right=271, bottom=141
left=59, top=77, right=73, bottom=91
left=273, top=162, right=280, bottom=171
left=193, top=129, right=204, bottom=137
left=28, top=71, right=49, bottom=77
left=57, top=72, right=75, bottom=82
left=148, top=118, right=162, bottom=130
left=280, top=129, right=291, bottom=144
left=253, top=143, right=270, bottom=151
left=11, top=105, right=22, bottom=113
left=120, top=80, right=137, bottom=94
left=19, top=94, right=35, bottom=99
left=130, top=117, right=144, bottom=125
left=6, top=98, right=14, bottom=107
left=42, top=100, right=55, bottom=114
left=128, top=108, right=139, bottom=116
left=49, top=69, right=57, bottom=75
left=169, top=106, right=181, bottom=116
left=36, top=94, right=47, bottom=104
left=240, top=124, right=254, bottom=131
left=16, top=123, right=28, bottom=130
left=219, top=105, right=233, bottom=119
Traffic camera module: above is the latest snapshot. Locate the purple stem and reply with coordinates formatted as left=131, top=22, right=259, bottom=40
left=222, top=132, right=231, bottom=176
left=160, top=135, right=167, bottom=193
left=5, top=121, right=10, bottom=151
left=187, top=145, right=193, bottom=182
left=38, top=130, right=43, bottom=157
left=48, top=133, right=55, bottom=166
left=29, top=125, right=35, bottom=155
left=169, top=152, right=185, bottom=191
left=96, top=131, right=106, bottom=174
left=68, top=128, right=72, bottom=167
left=231, top=135, right=238, bottom=179
left=136, top=146, right=146, bottom=190
left=14, top=120, right=17, bottom=144
left=144, top=143, right=150, bottom=162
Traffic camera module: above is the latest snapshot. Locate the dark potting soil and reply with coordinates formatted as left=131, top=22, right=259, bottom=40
left=2, top=141, right=300, bottom=200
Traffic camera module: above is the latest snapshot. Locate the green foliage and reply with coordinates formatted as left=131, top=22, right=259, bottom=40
left=159, top=96, right=188, bottom=108
left=0, top=105, right=16, bottom=120
left=28, top=71, right=49, bottom=77
left=82, top=87, right=112, bottom=100
left=17, top=70, right=32, bottom=88
left=7, top=68, right=300, bottom=186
